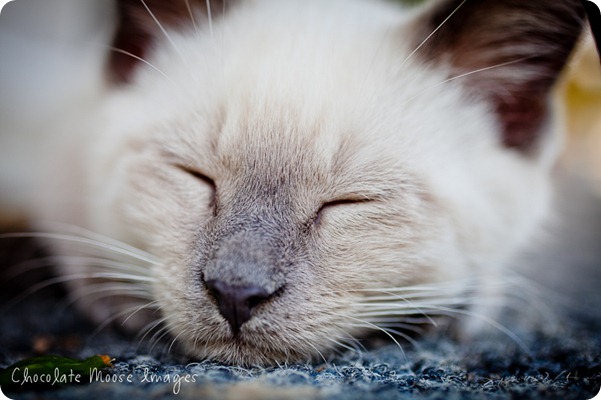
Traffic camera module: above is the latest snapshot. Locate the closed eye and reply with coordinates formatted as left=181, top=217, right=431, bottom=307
left=313, top=198, right=376, bottom=226
left=177, top=165, right=217, bottom=209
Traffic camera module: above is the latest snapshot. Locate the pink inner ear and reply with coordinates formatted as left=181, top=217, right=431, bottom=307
left=496, top=96, right=546, bottom=151
left=414, top=0, right=586, bottom=153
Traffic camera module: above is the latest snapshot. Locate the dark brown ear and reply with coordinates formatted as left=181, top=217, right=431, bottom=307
left=109, top=0, right=228, bottom=83
left=415, top=0, right=587, bottom=153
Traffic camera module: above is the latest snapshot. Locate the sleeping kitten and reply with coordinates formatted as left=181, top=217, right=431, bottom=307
left=0, top=0, right=588, bottom=365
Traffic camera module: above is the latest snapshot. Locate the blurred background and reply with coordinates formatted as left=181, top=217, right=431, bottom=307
left=0, top=0, right=113, bottom=225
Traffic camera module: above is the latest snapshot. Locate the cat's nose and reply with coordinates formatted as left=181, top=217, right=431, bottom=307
left=204, top=279, right=275, bottom=336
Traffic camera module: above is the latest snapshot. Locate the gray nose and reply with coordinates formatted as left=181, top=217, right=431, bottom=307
left=204, top=279, right=275, bottom=336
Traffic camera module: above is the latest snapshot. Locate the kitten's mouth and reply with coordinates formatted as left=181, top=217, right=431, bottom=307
left=180, top=328, right=312, bottom=366
left=163, top=288, right=350, bottom=366
left=154, top=278, right=303, bottom=365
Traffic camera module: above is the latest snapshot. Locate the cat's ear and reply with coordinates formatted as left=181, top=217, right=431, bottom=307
left=413, top=0, right=587, bottom=152
left=108, top=0, right=228, bottom=83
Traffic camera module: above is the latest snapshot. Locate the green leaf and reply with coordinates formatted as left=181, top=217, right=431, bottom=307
left=0, top=354, right=112, bottom=391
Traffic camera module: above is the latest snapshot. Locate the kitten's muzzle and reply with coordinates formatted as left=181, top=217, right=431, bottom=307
left=200, top=226, right=290, bottom=337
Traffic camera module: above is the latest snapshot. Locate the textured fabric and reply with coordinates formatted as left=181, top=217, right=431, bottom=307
left=1, top=286, right=600, bottom=400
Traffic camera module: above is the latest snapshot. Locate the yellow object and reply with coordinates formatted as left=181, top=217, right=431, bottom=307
left=559, top=34, right=601, bottom=195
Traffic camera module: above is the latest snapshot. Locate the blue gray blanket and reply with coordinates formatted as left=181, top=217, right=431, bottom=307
left=1, top=273, right=600, bottom=400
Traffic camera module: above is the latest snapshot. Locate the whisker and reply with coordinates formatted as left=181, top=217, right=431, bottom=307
left=59, top=255, right=151, bottom=275
left=75, top=272, right=156, bottom=282
left=326, top=336, right=361, bottom=355
left=366, top=304, right=531, bottom=356
left=350, top=277, right=485, bottom=294
left=354, top=308, right=462, bottom=318
left=149, top=323, right=177, bottom=354
left=2, top=272, right=156, bottom=312
left=355, top=292, right=447, bottom=327
left=68, top=258, right=150, bottom=276
left=166, top=326, right=189, bottom=356
left=139, top=0, right=190, bottom=71
left=353, top=24, right=395, bottom=117
left=109, top=47, right=175, bottom=83
left=334, top=329, right=367, bottom=354
left=356, top=295, right=474, bottom=308
left=205, top=0, right=213, bottom=38
left=358, top=293, right=458, bottom=304
left=91, top=300, right=161, bottom=337
left=185, top=0, right=199, bottom=35
left=138, top=317, right=171, bottom=353
left=35, top=222, right=156, bottom=257
left=3, top=255, right=151, bottom=285
left=322, top=343, right=346, bottom=358
left=192, top=330, right=203, bottom=353
left=0, top=232, right=157, bottom=264
left=136, top=315, right=169, bottom=345
left=368, top=321, right=426, bottom=335
left=400, top=56, right=534, bottom=107
left=3, top=256, right=57, bottom=281
left=502, top=273, right=566, bottom=317
left=34, top=224, right=102, bottom=244
left=349, top=283, right=467, bottom=295
left=61, top=283, right=153, bottom=308
left=76, top=286, right=152, bottom=306
left=121, top=301, right=163, bottom=326
left=345, top=321, right=421, bottom=349
left=333, top=313, right=406, bottom=359
left=304, top=339, right=329, bottom=365
left=397, top=0, right=468, bottom=70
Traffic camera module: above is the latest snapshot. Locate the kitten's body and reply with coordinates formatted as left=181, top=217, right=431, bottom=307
left=0, top=0, right=588, bottom=365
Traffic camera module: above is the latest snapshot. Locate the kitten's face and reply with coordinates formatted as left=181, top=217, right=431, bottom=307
left=71, top=0, right=585, bottom=364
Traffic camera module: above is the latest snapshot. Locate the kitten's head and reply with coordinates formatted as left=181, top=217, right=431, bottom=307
left=81, top=0, right=586, bottom=364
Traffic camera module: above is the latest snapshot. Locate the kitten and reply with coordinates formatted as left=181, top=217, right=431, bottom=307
left=0, top=0, right=587, bottom=365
